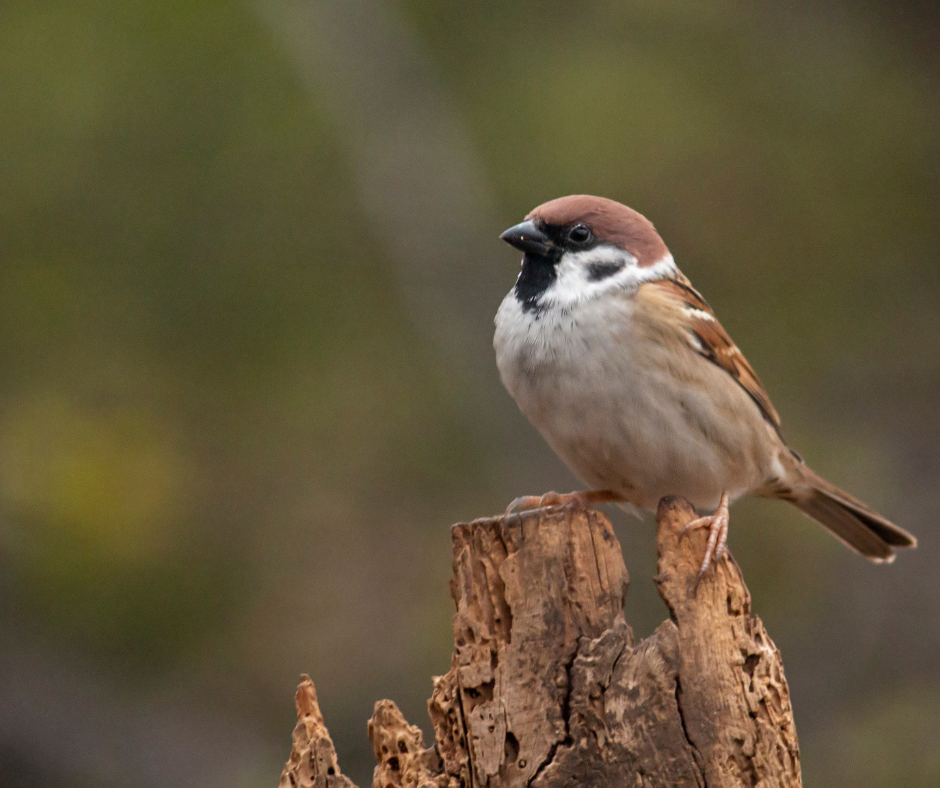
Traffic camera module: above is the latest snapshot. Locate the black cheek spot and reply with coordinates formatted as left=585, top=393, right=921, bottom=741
left=586, top=261, right=625, bottom=282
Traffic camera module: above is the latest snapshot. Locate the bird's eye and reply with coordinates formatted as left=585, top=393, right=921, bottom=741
left=568, top=224, right=592, bottom=245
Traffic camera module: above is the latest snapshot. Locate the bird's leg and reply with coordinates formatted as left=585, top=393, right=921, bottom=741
left=679, top=491, right=731, bottom=587
left=505, top=489, right=625, bottom=516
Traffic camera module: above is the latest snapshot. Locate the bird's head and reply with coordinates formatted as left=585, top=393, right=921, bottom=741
left=500, top=195, right=675, bottom=312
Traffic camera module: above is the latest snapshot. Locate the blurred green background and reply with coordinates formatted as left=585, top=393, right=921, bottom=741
left=1, top=1, right=938, bottom=786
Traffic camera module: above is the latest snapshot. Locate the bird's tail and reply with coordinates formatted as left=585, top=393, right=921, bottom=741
left=782, top=467, right=917, bottom=562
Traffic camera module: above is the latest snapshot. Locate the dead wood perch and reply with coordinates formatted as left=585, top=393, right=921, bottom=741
left=278, top=496, right=801, bottom=788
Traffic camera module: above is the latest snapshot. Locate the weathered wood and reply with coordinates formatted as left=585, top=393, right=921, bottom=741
left=655, top=496, right=801, bottom=787
left=277, top=498, right=801, bottom=788
left=278, top=676, right=357, bottom=788
left=369, top=700, right=445, bottom=788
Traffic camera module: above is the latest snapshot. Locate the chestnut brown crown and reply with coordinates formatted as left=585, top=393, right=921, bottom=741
left=527, top=195, right=669, bottom=267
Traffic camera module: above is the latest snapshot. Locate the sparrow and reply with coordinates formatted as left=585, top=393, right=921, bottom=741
left=494, top=195, right=917, bottom=579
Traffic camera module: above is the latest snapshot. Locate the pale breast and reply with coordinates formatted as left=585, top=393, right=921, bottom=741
left=494, top=286, right=781, bottom=510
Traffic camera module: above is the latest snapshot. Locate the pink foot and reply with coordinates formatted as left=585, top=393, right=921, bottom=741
left=679, top=492, right=731, bottom=588
left=505, top=489, right=625, bottom=516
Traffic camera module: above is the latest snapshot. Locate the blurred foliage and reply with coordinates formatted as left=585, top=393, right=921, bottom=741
left=806, top=685, right=940, bottom=787
left=0, top=1, right=938, bottom=787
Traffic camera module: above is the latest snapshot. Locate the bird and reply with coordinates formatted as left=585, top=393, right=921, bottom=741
left=493, top=195, right=917, bottom=580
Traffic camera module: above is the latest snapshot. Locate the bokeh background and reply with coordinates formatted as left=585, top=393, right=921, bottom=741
left=1, top=1, right=939, bottom=785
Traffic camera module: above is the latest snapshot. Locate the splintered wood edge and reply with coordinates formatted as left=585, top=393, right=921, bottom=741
left=278, top=675, right=358, bottom=788
left=369, top=699, right=446, bottom=788
left=279, top=676, right=447, bottom=788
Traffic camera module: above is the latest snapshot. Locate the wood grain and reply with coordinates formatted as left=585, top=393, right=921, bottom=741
left=278, top=498, right=801, bottom=788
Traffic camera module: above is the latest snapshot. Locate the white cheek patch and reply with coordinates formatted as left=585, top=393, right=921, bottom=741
left=542, top=249, right=678, bottom=308
left=563, top=245, right=636, bottom=270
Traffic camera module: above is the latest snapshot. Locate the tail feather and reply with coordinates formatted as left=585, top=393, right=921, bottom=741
left=785, top=468, right=917, bottom=563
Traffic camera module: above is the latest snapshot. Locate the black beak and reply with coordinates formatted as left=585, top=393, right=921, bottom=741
left=500, top=220, right=554, bottom=257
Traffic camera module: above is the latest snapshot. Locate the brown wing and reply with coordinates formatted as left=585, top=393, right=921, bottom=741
left=652, top=274, right=782, bottom=430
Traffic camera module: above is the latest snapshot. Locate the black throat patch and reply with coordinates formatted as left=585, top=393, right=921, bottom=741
left=514, top=253, right=558, bottom=314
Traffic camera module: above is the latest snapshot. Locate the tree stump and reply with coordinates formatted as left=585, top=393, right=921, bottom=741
left=278, top=497, right=801, bottom=788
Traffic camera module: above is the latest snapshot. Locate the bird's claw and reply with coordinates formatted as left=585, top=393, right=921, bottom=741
left=505, top=489, right=624, bottom=516
left=505, top=491, right=564, bottom=515
left=678, top=492, right=731, bottom=590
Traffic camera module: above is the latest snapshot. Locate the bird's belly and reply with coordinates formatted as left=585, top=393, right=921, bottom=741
left=495, top=297, right=773, bottom=510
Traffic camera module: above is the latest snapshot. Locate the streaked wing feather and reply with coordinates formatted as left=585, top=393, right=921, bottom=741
left=654, top=275, right=782, bottom=429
